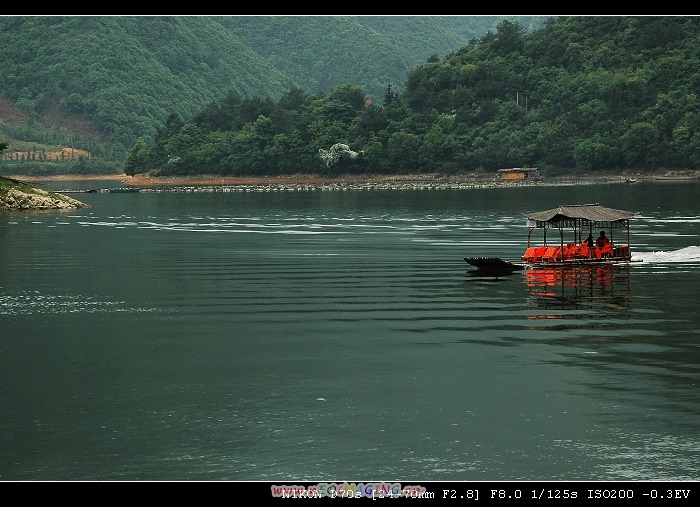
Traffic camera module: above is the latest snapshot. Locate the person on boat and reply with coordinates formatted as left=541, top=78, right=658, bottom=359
left=585, top=233, right=594, bottom=247
left=596, top=230, right=612, bottom=258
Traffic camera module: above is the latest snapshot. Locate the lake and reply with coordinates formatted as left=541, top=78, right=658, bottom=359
left=1, top=180, right=700, bottom=482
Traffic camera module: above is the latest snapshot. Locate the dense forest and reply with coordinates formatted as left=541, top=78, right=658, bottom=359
left=124, top=17, right=700, bottom=177
left=0, top=15, right=547, bottom=175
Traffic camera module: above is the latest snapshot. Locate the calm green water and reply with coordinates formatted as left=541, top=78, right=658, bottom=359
left=1, top=181, right=700, bottom=481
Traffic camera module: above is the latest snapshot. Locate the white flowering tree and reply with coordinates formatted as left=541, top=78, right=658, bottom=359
left=318, top=143, right=361, bottom=168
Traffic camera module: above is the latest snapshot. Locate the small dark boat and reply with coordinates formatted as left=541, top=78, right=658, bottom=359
left=464, top=257, right=525, bottom=273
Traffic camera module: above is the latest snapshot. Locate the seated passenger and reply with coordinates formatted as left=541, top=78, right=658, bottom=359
left=597, top=231, right=612, bottom=257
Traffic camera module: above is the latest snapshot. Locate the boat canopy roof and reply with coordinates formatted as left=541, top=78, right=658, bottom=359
left=523, top=204, right=639, bottom=225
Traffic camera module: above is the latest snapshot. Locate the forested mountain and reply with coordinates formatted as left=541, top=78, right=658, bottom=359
left=0, top=15, right=546, bottom=171
left=217, top=16, right=546, bottom=99
left=122, top=17, right=700, bottom=177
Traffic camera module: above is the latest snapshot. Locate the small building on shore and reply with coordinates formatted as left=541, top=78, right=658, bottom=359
left=498, top=167, right=539, bottom=180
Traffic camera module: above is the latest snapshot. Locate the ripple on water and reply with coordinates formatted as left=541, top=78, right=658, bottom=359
left=0, top=290, right=160, bottom=315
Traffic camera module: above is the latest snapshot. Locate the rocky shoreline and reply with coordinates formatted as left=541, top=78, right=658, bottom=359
left=0, top=177, right=92, bottom=211
left=122, top=172, right=613, bottom=190
left=117, top=170, right=700, bottom=192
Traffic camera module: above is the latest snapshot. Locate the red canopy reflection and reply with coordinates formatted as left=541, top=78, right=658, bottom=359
left=526, top=265, right=630, bottom=317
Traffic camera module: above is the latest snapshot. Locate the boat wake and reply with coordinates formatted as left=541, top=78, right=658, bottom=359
left=632, top=246, right=700, bottom=263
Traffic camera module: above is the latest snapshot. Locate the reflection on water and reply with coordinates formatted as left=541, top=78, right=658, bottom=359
left=526, top=265, right=631, bottom=314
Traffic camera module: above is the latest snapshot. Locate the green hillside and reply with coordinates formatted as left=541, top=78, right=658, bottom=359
left=0, top=16, right=290, bottom=159
left=218, top=16, right=466, bottom=97
left=0, top=15, right=547, bottom=174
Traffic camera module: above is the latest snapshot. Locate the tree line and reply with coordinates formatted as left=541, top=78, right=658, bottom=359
left=126, top=17, right=700, bottom=178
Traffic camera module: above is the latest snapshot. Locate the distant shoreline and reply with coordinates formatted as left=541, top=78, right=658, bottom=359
left=5, top=171, right=699, bottom=210
left=8, top=170, right=700, bottom=191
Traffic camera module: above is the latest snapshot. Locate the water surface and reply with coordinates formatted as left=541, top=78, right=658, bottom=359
left=1, top=182, right=699, bottom=481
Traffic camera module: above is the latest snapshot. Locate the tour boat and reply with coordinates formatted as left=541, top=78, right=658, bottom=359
left=465, top=203, right=640, bottom=273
